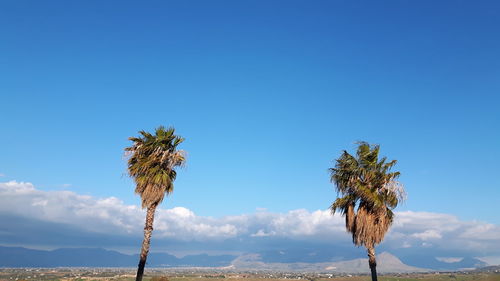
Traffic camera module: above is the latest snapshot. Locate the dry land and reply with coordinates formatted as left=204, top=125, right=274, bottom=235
left=0, top=269, right=499, bottom=281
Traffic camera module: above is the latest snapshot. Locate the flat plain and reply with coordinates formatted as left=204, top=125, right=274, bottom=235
left=1, top=269, right=500, bottom=281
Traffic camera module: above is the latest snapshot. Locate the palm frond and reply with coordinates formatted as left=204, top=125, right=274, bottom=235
left=329, top=141, right=405, bottom=247
left=125, top=126, right=186, bottom=209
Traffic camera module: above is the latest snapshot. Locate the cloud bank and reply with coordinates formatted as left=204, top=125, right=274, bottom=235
left=1, top=180, right=499, bottom=260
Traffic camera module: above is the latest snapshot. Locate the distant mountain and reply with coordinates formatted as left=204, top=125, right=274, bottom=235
left=258, top=248, right=363, bottom=263
left=231, top=252, right=428, bottom=273
left=0, top=246, right=490, bottom=272
left=0, top=246, right=235, bottom=267
left=327, top=252, right=428, bottom=273
left=0, top=247, right=134, bottom=267
left=398, top=255, right=488, bottom=271
left=473, top=265, right=500, bottom=273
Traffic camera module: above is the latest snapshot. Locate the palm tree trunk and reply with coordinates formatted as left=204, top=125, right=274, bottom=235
left=136, top=204, right=157, bottom=281
left=367, top=246, right=378, bottom=281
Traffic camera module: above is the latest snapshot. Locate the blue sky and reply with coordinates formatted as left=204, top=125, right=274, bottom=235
left=1, top=0, right=499, bottom=230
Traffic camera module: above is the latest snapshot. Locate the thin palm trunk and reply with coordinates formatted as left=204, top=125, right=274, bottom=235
left=367, top=246, right=378, bottom=281
left=136, top=204, right=157, bottom=281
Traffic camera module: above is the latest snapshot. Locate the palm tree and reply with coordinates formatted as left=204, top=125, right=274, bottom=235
left=329, top=142, right=405, bottom=281
left=125, top=126, right=186, bottom=281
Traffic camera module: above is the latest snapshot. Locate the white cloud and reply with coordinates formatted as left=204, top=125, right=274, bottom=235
left=387, top=211, right=500, bottom=253
left=460, top=223, right=500, bottom=240
left=476, top=256, right=500, bottom=266
left=401, top=241, right=412, bottom=248
left=1, top=180, right=500, bottom=256
left=436, top=257, right=464, bottom=263
left=411, top=229, right=442, bottom=240
left=251, top=229, right=276, bottom=237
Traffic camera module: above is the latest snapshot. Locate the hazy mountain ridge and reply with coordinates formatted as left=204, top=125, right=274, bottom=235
left=398, top=255, right=488, bottom=271
left=0, top=246, right=235, bottom=268
left=0, top=246, right=490, bottom=272
left=473, top=265, right=500, bottom=272
left=231, top=252, right=428, bottom=273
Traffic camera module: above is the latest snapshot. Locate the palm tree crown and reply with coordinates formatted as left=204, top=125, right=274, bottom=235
left=329, top=141, right=405, bottom=248
left=125, top=126, right=186, bottom=208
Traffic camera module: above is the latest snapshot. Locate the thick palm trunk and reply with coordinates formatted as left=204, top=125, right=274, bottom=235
left=367, top=246, right=378, bottom=281
left=136, top=204, right=157, bottom=281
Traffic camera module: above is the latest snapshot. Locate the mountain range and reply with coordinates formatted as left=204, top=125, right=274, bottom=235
left=0, top=246, right=489, bottom=272
left=0, top=246, right=234, bottom=268
left=230, top=252, right=427, bottom=273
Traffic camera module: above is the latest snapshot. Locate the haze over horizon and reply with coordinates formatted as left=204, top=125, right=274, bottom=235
left=1, top=0, right=499, bottom=267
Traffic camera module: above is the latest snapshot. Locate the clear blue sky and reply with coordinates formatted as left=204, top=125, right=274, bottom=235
left=1, top=1, right=499, bottom=222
